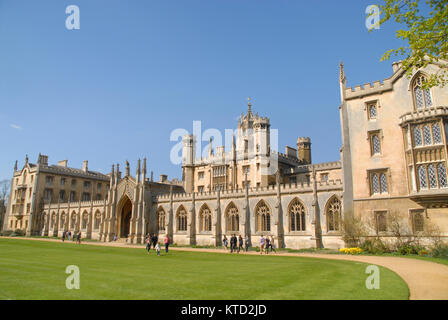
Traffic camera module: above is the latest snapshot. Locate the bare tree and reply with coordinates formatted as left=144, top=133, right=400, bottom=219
left=0, top=179, right=11, bottom=230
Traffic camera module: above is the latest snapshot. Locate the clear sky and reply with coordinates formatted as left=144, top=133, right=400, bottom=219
left=0, top=0, right=406, bottom=181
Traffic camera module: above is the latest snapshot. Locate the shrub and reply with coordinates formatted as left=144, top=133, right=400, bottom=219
left=0, top=230, right=14, bottom=236
left=397, top=243, right=425, bottom=255
left=430, top=243, right=448, bottom=259
left=361, top=238, right=391, bottom=254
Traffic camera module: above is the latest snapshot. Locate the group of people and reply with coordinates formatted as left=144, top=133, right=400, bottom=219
left=222, top=234, right=250, bottom=253
left=222, top=235, right=276, bottom=254
left=145, top=233, right=170, bottom=256
left=259, top=235, right=276, bottom=254
left=61, top=231, right=82, bottom=244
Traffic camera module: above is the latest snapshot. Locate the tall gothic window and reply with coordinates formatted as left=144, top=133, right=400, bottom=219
left=414, top=126, right=422, bottom=146
left=94, top=211, right=101, bottom=230
left=432, top=123, right=442, bottom=144
left=326, top=196, right=341, bottom=232
left=199, top=205, right=212, bottom=232
left=225, top=202, right=239, bottom=232
left=60, top=212, right=66, bottom=229
left=413, top=75, right=432, bottom=109
left=176, top=206, right=187, bottom=232
left=371, top=134, right=381, bottom=155
left=423, top=125, right=432, bottom=145
left=82, top=212, right=88, bottom=229
left=289, top=198, right=306, bottom=231
left=255, top=200, right=271, bottom=232
left=157, top=208, right=166, bottom=232
left=368, top=104, right=377, bottom=120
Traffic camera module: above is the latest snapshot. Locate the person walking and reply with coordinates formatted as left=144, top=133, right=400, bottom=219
left=62, top=231, right=66, bottom=242
left=265, top=236, right=270, bottom=255
left=76, top=232, right=81, bottom=244
left=155, top=242, right=161, bottom=256
left=270, top=235, right=277, bottom=253
left=259, top=236, right=265, bottom=255
left=152, top=233, right=159, bottom=250
left=164, top=234, right=170, bottom=253
left=230, top=234, right=237, bottom=253
left=145, top=236, right=151, bottom=253
left=245, top=235, right=250, bottom=252
left=67, top=231, right=71, bottom=241
left=238, top=235, right=243, bottom=253
left=223, top=235, right=228, bottom=251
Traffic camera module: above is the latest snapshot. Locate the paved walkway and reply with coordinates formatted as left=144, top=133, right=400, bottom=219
left=3, top=236, right=448, bottom=300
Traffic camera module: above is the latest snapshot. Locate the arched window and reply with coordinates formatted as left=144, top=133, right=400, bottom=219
left=438, top=163, right=447, bottom=188
left=94, top=211, right=101, bottom=230
left=255, top=200, right=271, bottom=232
left=176, top=206, right=187, bottom=232
left=380, top=173, right=388, bottom=193
left=157, top=207, right=166, bottom=232
left=289, top=198, right=306, bottom=231
left=60, top=212, right=66, bottom=229
left=326, top=196, right=341, bottom=232
left=50, top=212, right=56, bottom=229
left=70, top=212, right=77, bottom=229
left=225, top=202, right=239, bottom=232
left=418, top=165, right=428, bottom=189
left=371, top=173, right=380, bottom=194
left=371, top=134, right=381, bottom=155
left=199, top=204, right=212, bottom=232
left=413, top=74, right=432, bottom=109
left=82, top=212, right=88, bottom=229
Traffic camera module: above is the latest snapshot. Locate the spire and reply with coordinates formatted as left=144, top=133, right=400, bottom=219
left=125, top=160, right=130, bottom=177
left=110, top=164, right=115, bottom=185
left=136, top=159, right=141, bottom=183
left=339, top=61, right=346, bottom=83
left=247, top=97, right=252, bottom=116
left=25, top=154, right=29, bottom=165
left=14, top=160, right=18, bottom=171
left=143, top=157, right=147, bottom=174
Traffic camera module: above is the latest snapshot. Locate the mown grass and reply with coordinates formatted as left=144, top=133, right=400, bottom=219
left=0, top=238, right=409, bottom=300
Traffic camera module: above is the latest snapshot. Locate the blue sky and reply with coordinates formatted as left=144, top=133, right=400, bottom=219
left=0, top=0, right=405, bottom=181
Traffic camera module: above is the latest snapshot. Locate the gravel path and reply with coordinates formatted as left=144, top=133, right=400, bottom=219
left=3, top=236, right=448, bottom=300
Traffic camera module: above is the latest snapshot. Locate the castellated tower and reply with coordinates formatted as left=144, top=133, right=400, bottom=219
left=182, top=134, right=196, bottom=193
left=297, top=137, right=311, bottom=164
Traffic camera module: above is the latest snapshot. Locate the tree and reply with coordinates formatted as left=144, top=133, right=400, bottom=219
left=0, top=180, right=11, bottom=229
left=378, top=0, right=448, bottom=88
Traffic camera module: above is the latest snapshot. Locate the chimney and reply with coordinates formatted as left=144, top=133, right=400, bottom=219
left=160, top=174, right=168, bottom=183
left=82, top=160, right=88, bottom=172
left=58, top=160, right=68, bottom=167
left=297, top=137, right=311, bottom=164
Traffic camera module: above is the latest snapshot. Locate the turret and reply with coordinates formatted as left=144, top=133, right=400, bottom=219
left=297, top=137, right=312, bottom=164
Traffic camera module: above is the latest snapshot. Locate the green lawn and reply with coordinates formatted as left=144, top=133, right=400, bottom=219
left=0, top=238, right=409, bottom=300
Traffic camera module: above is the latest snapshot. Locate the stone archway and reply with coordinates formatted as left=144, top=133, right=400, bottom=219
left=119, top=197, right=132, bottom=238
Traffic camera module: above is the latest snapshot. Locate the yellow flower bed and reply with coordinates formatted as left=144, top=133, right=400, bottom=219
left=339, top=247, right=363, bottom=255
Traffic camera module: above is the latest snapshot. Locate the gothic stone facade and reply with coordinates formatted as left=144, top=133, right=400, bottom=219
left=3, top=61, right=448, bottom=248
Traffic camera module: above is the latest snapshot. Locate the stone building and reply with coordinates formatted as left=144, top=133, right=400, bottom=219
left=3, top=61, right=447, bottom=249
left=340, top=61, right=448, bottom=239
